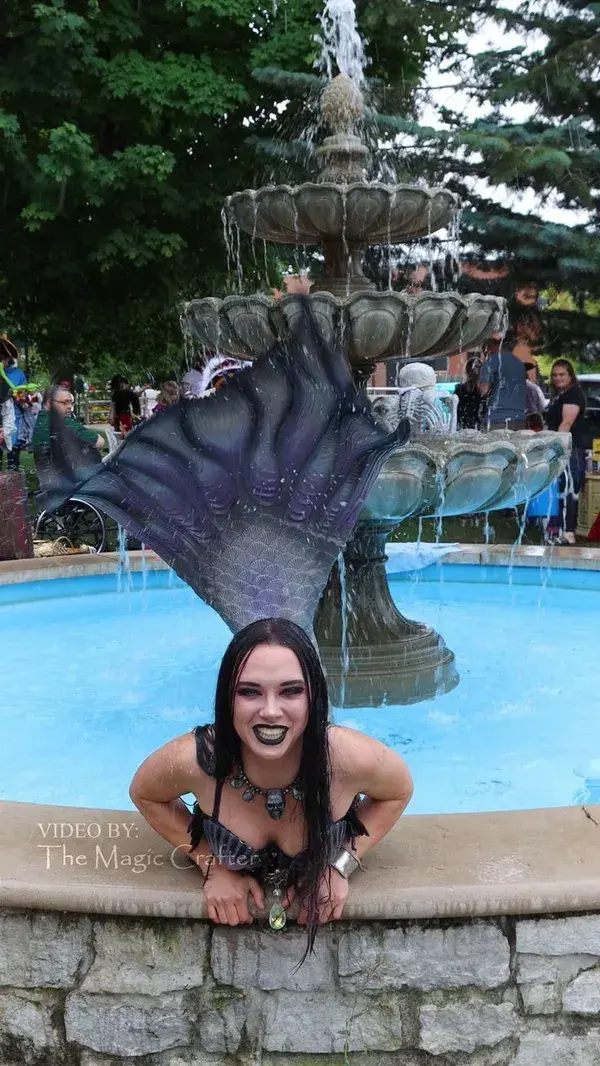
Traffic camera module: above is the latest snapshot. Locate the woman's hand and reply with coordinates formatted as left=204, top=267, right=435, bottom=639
left=203, top=862, right=265, bottom=926
left=296, top=867, right=349, bottom=926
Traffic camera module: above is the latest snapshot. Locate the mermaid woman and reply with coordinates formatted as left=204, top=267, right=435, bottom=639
left=36, top=305, right=414, bottom=953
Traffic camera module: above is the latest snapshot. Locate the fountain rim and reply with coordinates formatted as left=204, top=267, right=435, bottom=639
left=2, top=543, right=597, bottom=591
left=184, top=289, right=506, bottom=315
left=182, top=288, right=509, bottom=365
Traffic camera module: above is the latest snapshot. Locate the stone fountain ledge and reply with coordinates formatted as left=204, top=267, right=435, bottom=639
left=387, top=542, right=600, bottom=572
left=2, top=803, right=600, bottom=1065
left=2, top=800, right=600, bottom=923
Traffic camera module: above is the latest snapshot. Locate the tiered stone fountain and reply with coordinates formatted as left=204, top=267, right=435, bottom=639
left=184, top=72, right=568, bottom=708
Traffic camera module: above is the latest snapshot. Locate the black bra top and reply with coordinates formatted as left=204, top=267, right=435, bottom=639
left=188, top=725, right=368, bottom=885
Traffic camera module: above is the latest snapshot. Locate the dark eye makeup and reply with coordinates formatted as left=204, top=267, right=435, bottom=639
left=235, top=682, right=306, bottom=697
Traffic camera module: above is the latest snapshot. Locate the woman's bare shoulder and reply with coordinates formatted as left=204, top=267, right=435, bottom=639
left=130, top=730, right=207, bottom=801
left=155, top=730, right=198, bottom=763
left=328, top=724, right=413, bottom=799
left=328, top=724, right=379, bottom=777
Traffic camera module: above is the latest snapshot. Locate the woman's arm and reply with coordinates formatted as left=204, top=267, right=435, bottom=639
left=129, top=733, right=210, bottom=871
left=130, top=734, right=265, bottom=924
left=558, top=402, right=581, bottom=433
left=297, top=729, right=413, bottom=925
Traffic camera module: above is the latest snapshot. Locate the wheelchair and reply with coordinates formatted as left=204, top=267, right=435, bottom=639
left=34, top=498, right=108, bottom=553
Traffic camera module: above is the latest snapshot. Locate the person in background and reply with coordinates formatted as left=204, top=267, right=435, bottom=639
left=544, top=358, right=587, bottom=545
left=32, top=387, right=104, bottom=460
left=454, top=355, right=482, bottom=429
left=16, top=386, right=42, bottom=454
left=110, top=375, right=141, bottom=435
left=478, top=329, right=526, bottom=430
left=139, top=384, right=160, bottom=419
left=523, top=362, right=548, bottom=417
left=0, top=372, right=16, bottom=460
left=0, top=338, right=27, bottom=470
left=152, top=380, right=180, bottom=414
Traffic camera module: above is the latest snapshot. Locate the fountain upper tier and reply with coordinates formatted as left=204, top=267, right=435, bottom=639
left=227, top=182, right=459, bottom=246
left=189, top=74, right=506, bottom=366
left=227, top=75, right=459, bottom=251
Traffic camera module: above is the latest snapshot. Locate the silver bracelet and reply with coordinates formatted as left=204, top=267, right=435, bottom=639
left=329, top=848, right=363, bottom=879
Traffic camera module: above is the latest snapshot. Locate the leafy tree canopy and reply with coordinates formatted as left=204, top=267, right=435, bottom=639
left=0, top=0, right=455, bottom=379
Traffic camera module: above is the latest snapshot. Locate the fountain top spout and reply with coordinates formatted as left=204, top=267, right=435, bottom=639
left=317, top=73, right=369, bottom=183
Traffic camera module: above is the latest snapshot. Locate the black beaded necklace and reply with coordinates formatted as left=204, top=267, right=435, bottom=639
left=228, top=767, right=302, bottom=820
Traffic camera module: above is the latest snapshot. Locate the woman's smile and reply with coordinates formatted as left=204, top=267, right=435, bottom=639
left=252, top=724, right=289, bottom=746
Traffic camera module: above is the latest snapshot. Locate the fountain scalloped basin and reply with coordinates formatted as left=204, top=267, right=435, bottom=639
left=2, top=563, right=597, bottom=815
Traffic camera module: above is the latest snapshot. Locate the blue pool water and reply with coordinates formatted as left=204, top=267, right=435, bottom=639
left=1, top=565, right=599, bottom=814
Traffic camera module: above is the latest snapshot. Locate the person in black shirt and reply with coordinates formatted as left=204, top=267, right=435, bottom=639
left=545, top=359, right=587, bottom=543
left=110, top=375, right=141, bottom=435
left=454, top=354, right=482, bottom=429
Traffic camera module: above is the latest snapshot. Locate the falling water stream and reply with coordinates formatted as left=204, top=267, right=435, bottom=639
left=387, top=191, right=395, bottom=290
left=315, top=0, right=367, bottom=84
left=221, top=204, right=233, bottom=277
left=117, top=526, right=132, bottom=594
left=337, top=550, right=350, bottom=708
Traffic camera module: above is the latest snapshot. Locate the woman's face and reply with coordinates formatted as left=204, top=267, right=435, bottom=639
left=233, top=644, right=309, bottom=761
left=552, top=365, right=572, bottom=391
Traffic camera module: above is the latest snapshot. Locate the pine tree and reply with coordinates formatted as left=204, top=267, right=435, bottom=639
left=375, top=0, right=600, bottom=362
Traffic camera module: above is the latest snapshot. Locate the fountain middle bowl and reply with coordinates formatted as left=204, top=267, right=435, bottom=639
left=184, top=291, right=508, bottom=367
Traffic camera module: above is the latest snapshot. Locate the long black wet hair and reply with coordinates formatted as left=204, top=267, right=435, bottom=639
left=212, top=617, right=332, bottom=955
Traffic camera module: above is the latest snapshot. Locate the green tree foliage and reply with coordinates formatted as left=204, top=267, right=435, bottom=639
left=0, top=0, right=453, bottom=378
left=0, top=0, right=265, bottom=373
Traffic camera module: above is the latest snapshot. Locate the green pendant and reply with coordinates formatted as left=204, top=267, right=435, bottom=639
left=269, top=901, right=287, bottom=931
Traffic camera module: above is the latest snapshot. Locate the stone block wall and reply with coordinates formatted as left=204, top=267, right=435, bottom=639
left=2, top=909, right=600, bottom=1065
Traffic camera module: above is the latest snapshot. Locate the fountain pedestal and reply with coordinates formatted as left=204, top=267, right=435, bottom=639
left=314, top=520, right=458, bottom=707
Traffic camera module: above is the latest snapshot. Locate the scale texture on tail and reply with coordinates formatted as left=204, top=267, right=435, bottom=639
left=36, top=304, right=409, bottom=634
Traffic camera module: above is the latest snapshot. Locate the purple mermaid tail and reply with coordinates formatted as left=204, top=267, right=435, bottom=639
left=36, top=305, right=409, bottom=634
